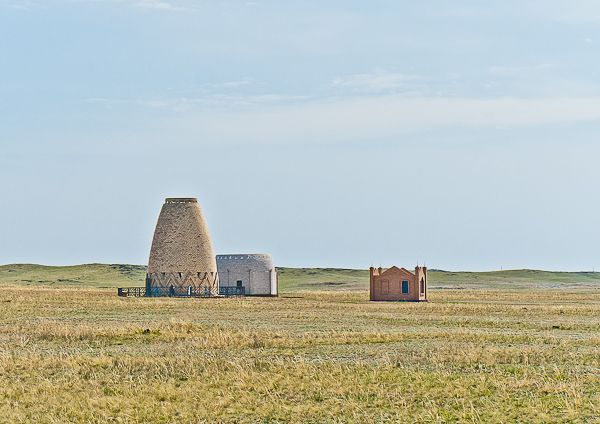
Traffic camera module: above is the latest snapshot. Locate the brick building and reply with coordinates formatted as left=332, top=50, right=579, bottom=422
left=369, top=266, right=427, bottom=301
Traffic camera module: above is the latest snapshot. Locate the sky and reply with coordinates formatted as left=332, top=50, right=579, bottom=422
left=1, top=0, right=600, bottom=271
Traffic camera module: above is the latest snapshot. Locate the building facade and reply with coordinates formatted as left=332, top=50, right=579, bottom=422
left=369, top=266, right=427, bottom=301
left=216, top=254, right=278, bottom=296
left=146, top=198, right=218, bottom=295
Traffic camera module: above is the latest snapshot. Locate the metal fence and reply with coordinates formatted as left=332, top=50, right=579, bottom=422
left=219, top=286, right=246, bottom=297
left=118, top=287, right=146, bottom=297
left=118, top=286, right=245, bottom=298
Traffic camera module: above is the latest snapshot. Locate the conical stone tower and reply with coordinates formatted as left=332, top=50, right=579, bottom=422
left=147, top=198, right=218, bottom=295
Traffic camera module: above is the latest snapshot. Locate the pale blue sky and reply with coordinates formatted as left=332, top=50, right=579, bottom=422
left=1, top=0, right=600, bottom=271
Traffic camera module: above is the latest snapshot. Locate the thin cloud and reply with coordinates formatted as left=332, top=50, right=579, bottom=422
left=525, top=0, right=600, bottom=22
left=490, top=64, right=554, bottom=76
left=84, top=98, right=123, bottom=109
left=85, top=98, right=117, bottom=103
left=132, top=1, right=189, bottom=11
left=137, top=94, right=308, bottom=111
left=331, top=72, right=422, bottom=93
left=142, top=100, right=171, bottom=108
left=487, top=64, right=599, bottom=97
left=5, top=1, right=44, bottom=9
left=203, top=78, right=255, bottom=89
left=160, top=95, right=600, bottom=144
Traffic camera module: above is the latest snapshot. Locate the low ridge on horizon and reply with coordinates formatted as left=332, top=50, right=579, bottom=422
left=1, top=263, right=600, bottom=292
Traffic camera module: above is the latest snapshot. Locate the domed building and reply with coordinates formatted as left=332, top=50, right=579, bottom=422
left=146, top=198, right=218, bottom=296
left=216, top=254, right=277, bottom=296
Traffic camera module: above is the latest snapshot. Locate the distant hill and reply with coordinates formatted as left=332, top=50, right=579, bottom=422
left=1, top=264, right=600, bottom=291
left=278, top=267, right=600, bottom=291
left=0, top=263, right=146, bottom=288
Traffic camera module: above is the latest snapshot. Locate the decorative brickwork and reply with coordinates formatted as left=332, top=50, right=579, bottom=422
left=216, top=254, right=277, bottom=296
left=147, top=198, right=218, bottom=292
left=370, top=266, right=427, bottom=302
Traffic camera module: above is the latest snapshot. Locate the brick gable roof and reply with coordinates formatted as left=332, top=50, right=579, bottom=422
left=380, top=266, right=414, bottom=278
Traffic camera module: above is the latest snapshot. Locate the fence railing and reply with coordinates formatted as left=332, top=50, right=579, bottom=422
left=117, top=286, right=245, bottom=298
left=118, top=287, right=146, bottom=297
left=219, top=286, right=246, bottom=297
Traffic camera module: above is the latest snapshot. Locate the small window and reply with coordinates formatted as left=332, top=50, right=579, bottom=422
left=237, top=280, right=243, bottom=288
left=402, top=280, right=409, bottom=294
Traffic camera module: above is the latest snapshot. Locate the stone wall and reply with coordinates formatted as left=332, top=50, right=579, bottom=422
left=216, top=254, right=277, bottom=296
left=147, top=198, right=218, bottom=289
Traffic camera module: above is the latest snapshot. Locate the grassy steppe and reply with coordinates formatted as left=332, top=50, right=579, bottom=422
left=0, top=286, right=599, bottom=422
left=2, top=263, right=600, bottom=291
left=0, top=263, right=146, bottom=288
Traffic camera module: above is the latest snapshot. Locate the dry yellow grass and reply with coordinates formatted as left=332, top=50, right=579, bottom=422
left=0, top=287, right=599, bottom=422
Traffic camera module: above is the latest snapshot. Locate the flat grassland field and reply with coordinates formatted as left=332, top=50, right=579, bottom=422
left=0, top=265, right=599, bottom=423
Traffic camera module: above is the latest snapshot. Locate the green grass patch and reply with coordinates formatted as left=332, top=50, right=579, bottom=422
left=0, top=263, right=146, bottom=288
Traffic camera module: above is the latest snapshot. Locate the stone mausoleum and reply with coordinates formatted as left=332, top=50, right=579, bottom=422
left=216, top=254, right=278, bottom=296
left=117, top=197, right=278, bottom=298
left=146, top=198, right=219, bottom=296
left=370, top=265, right=427, bottom=302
